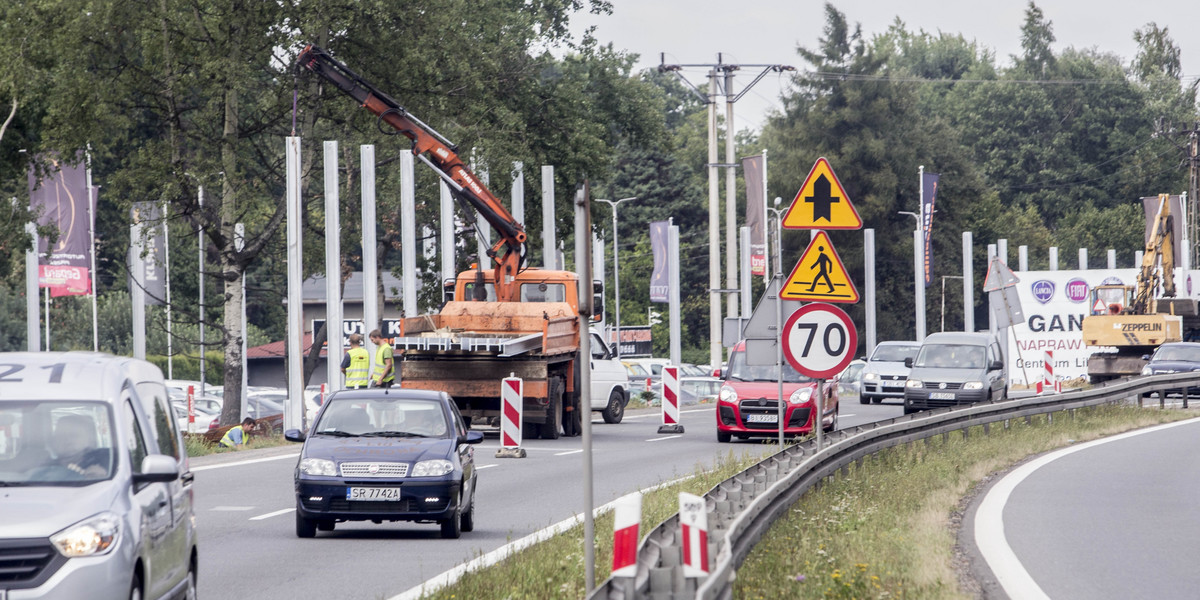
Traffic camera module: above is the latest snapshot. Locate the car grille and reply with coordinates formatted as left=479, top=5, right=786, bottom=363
left=316, top=498, right=419, bottom=513
left=340, top=462, right=409, bottom=478
left=917, top=382, right=963, bottom=390
left=0, top=539, right=64, bottom=588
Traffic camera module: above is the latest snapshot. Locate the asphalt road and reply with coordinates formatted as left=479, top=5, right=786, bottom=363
left=973, top=417, right=1200, bottom=599
left=191, top=399, right=902, bottom=599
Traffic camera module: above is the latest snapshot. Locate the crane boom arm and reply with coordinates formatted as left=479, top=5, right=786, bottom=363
left=297, top=45, right=527, bottom=299
left=1132, top=193, right=1176, bottom=313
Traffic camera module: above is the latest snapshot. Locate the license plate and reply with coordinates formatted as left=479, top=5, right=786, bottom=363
left=930, top=392, right=956, bottom=400
left=346, top=487, right=402, bottom=501
left=745, top=414, right=778, bottom=423
left=884, top=382, right=903, bottom=388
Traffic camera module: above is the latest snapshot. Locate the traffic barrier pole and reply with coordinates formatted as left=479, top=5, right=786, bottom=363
left=657, top=365, right=684, bottom=434
left=496, top=374, right=526, bottom=458
left=187, top=385, right=195, bottom=433
left=680, top=492, right=709, bottom=577
left=1036, top=350, right=1060, bottom=394
left=611, top=492, right=642, bottom=578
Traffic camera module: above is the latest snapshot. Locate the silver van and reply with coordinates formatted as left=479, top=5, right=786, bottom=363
left=0, top=352, right=197, bottom=600
left=903, top=333, right=1007, bottom=414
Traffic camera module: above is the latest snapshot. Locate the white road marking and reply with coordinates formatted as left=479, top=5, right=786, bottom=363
left=645, top=435, right=683, bottom=442
left=210, top=506, right=255, bottom=512
left=975, top=417, right=1200, bottom=600
left=390, top=475, right=696, bottom=600
left=250, top=508, right=295, bottom=521
left=475, top=464, right=498, bottom=470
left=192, top=452, right=299, bottom=472
left=554, top=449, right=583, bottom=456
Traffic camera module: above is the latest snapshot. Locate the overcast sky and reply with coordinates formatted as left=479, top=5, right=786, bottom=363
left=571, top=0, right=1200, bottom=132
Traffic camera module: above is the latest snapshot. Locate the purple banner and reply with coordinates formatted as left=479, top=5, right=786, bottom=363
left=742, top=155, right=766, bottom=276
left=28, top=155, right=93, bottom=296
left=649, top=220, right=670, bottom=303
left=921, top=173, right=939, bottom=287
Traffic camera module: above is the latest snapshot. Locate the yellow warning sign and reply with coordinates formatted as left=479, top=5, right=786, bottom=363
left=782, top=157, right=862, bottom=230
left=781, top=231, right=859, bottom=303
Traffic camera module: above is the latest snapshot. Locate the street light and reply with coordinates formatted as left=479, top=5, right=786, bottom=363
left=595, top=197, right=637, bottom=358
left=899, top=210, right=925, bottom=340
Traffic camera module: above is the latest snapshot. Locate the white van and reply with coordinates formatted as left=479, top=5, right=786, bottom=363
left=0, top=352, right=197, bottom=600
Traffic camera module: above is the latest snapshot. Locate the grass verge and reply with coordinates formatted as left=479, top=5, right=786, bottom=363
left=183, top=432, right=288, bottom=457
left=418, top=449, right=774, bottom=600
left=735, top=404, right=1198, bottom=599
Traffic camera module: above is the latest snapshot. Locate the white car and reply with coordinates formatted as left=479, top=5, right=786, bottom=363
left=172, top=401, right=219, bottom=434
left=587, top=329, right=633, bottom=423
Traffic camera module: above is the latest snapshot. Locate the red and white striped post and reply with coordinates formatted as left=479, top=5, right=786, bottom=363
left=680, top=492, right=709, bottom=577
left=611, top=492, right=642, bottom=578
left=319, top=383, right=326, bottom=405
left=1036, top=350, right=1061, bottom=394
left=496, top=374, right=526, bottom=458
left=657, top=365, right=685, bottom=434
left=187, top=385, right=196, bottom=433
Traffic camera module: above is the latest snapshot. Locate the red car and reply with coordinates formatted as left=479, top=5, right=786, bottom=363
left=715, top=341, right=838, bottom=442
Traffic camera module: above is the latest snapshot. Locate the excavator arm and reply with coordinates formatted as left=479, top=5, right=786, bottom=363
left=1131, top=193, right=1176, bottom=314
left=297, top=45, right=527, bottom=300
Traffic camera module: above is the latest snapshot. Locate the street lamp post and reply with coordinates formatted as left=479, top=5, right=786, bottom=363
left=595, top=197, right=637, bottom=358
left=899, top=210, right=924, bottom=340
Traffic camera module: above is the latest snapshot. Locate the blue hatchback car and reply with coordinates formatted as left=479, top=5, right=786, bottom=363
left=284, top=388, right=483, bottom=539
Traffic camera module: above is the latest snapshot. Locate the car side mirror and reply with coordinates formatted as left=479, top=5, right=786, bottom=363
left=133, top=455, right=180, bottom=484
left=904, top=357, right=913, bottom=368
left=713, top=368, right=723, bottom=379
left=284, top=428, right=306, bottom=443
left=990, top=360, right=1003, bottom=371
left=460, top=430, right=484, bottom=445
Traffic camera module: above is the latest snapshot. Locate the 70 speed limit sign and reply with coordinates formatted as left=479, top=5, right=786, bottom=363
left=782, top=303, right=858, bottom=379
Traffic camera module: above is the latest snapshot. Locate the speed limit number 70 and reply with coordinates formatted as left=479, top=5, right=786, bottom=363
left=782, top=303, right=858, bottom=379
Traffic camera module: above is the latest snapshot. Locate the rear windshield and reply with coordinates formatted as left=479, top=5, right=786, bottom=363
left=870, top=345, right=919, bottom=362
left=0, top=401, right=117, bottom=486
left=726, top=350, right=812, bottom=383
left=913, top=344, right=986, bottom=369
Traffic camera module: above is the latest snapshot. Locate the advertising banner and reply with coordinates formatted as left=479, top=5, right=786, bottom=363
left=131, top=202, right=167, bottom=305
left=1000, top=268, right=1185, bottom=385
left=742, top=154, right=766, bottom=276
left=649, top=220, right=670, bottom=303
left=921, top=172, right=939, bottom=287
left=28, top=155, right=93, bottom=296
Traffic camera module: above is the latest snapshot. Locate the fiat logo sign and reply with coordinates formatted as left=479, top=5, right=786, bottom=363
left=1065, top=278, right=1088, bottom=303
left=1031, top=280, right=1055, bottom=304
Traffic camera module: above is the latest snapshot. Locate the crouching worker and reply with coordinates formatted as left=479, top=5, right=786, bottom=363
left=220, top=417, right=257, bottom=450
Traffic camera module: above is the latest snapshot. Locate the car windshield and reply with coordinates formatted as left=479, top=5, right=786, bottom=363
left=1153, top=345, right=1200, bottom=363
left=913, top=344, right=986, bottom=369
left=841, top=363, right=864, bottom=381
left=870, top=345, right=919, bottom=362
left=625, top=363, right=648, bottom=376
left=315, top=397, right=449, bottom=438
left=726, top=349, right=812, bottom=383
left=0, top=401, right=116, bottom=486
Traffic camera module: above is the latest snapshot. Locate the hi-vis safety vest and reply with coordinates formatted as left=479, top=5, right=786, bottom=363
left=220, top=425, right=249, bottom=448
left=345, top=347, right=370, bottom=388
left=376, top=343, right=395, bottom=383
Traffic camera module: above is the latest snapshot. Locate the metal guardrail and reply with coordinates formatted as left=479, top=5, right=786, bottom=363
left=589, top=372, right=1200, bottom=600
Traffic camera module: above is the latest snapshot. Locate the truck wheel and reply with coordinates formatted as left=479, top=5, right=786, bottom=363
left=539, top=377, right=563, bottom=440
left=602, top=389, right=625, bottom=424
left=563, top=393, right=582, bottom=437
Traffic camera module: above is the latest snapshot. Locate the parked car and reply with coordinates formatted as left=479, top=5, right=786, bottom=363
left=715, top=341, right=838, bottom=442
left=167, top=387, right=223, bottom=414
left=903, top=332, right=1007, bottom=414
left=680, top=376, right=721, bottom=404
left=1140, top=342, right=1200, bottom=397
left=623, top=358, right=666, bottom=397
left=623, top=361, right=651, bottom=397
left=172, top=401, right=220, bottom=434
left=285, top=388, right=483, bottom=539
left=0, top=352, right=197, bottom=600
left=860, top=341, right=922, bottom=405
left=836, top=359, right=867, bottom=405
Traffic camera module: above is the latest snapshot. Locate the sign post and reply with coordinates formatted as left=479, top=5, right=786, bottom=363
left=783, top=303, right=858, bottom=450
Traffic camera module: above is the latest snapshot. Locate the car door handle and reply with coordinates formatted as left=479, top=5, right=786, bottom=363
left=181, top=471, right=195, bottom=486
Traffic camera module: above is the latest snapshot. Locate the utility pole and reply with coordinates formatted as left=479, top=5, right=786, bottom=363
left=1153, top=120, right=1200, bottom=267
left=659, top=54, right=794, bottom=367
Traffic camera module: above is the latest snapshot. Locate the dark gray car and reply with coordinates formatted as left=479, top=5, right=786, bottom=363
left=903, top=332, right=1007, bottom=414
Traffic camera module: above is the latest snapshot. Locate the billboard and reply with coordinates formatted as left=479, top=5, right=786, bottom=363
left=28, top=155, right=94, bottom=296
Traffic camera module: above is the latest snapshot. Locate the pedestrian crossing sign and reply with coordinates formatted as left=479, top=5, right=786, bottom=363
left=781, top=231, right=859, bottom=303
left=782, top=157, right=862, bottom=230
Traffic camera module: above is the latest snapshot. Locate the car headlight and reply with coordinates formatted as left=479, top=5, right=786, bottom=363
left=963, top=381, right=984, bottom=390
left=1141, top=366, right=1152, bottom=376
left=51, top=513, right=120, bottom=558
left=906, top=379, right=923, bottom=389
left=718, top=386, right=738, bottom=403
left=299, top=458, right=337, bottom=476
left=788, top=388, right=813, bottom=404
left=412, top=459, right=454, bottom=477
left=863, top=372, right=879, bottom=381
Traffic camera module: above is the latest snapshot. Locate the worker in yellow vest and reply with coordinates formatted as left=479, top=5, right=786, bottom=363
left=220, top=417, right=257, bottom=450
left=369, top=329, right=395, bottom=388
left=341, top=333, right=371, bottom=389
